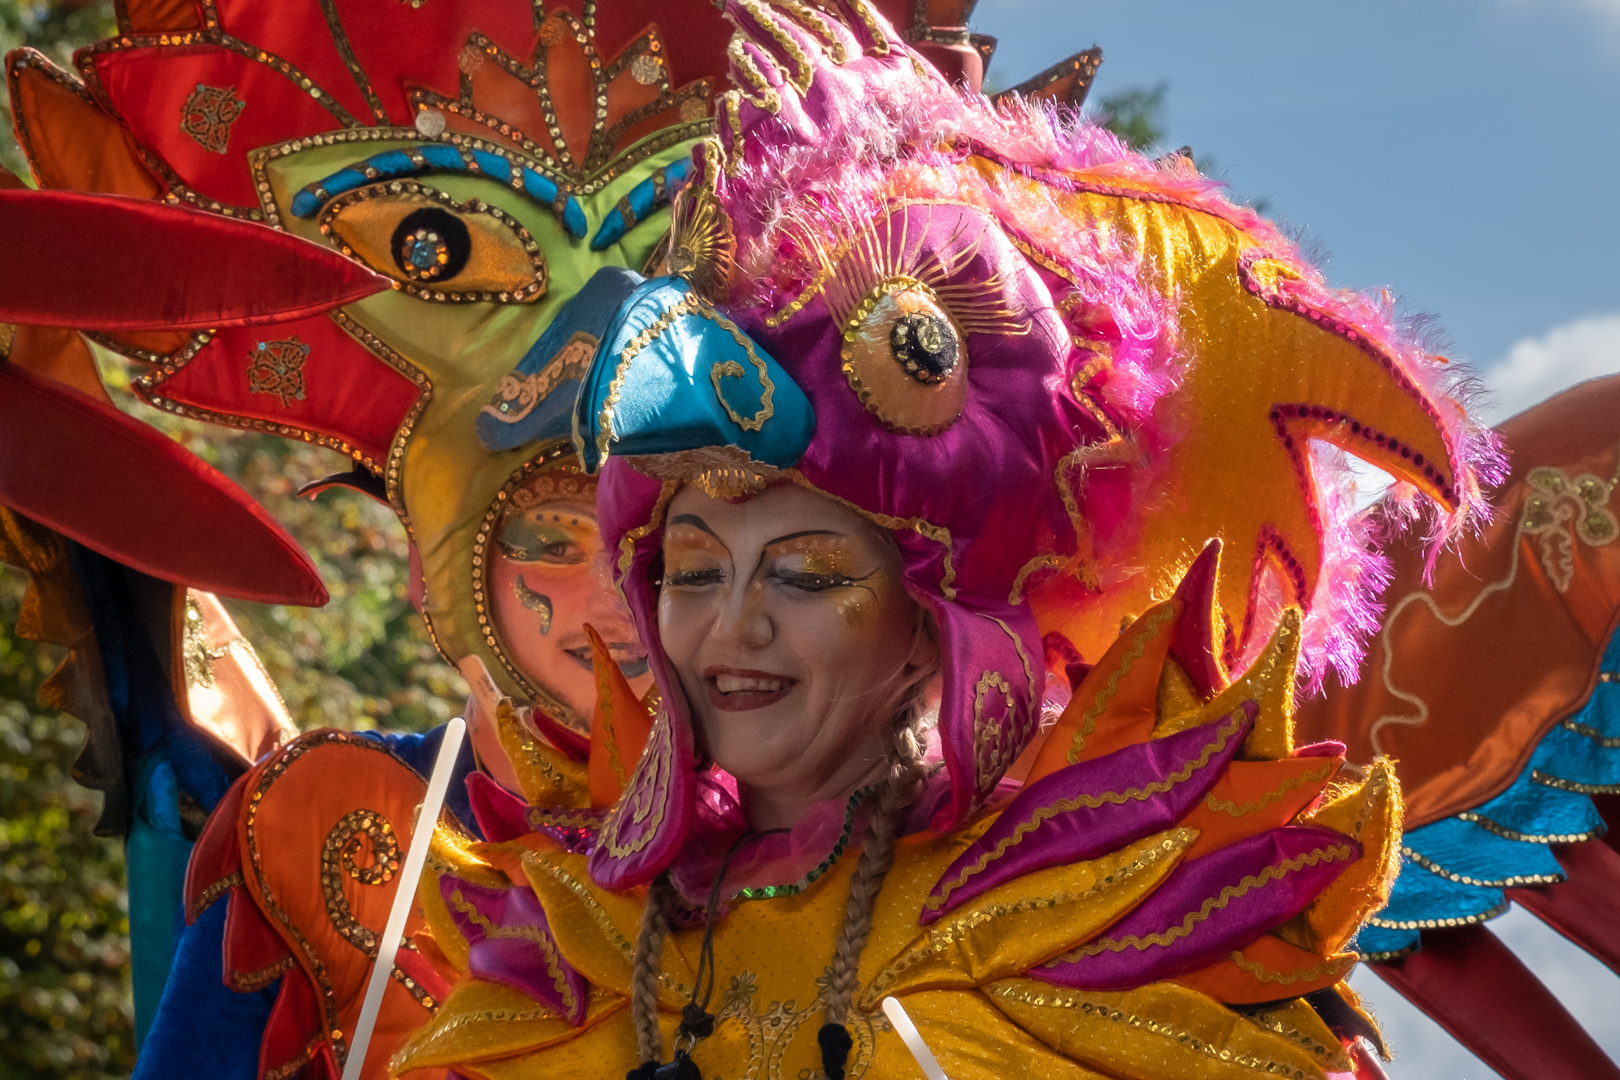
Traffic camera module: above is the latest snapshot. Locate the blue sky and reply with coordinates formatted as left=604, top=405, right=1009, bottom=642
left=972, top=2, right=1620, bottom=1076
left=978, top=0, right=1620, bottom=423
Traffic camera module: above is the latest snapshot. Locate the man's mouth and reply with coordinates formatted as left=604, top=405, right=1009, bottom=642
left=562, top=644, right=649, bottom=680
left=704, top=667, right=796, bottom=712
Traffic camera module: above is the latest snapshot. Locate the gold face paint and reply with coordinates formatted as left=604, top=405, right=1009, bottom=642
left=766, top=534, right=861, bottom=577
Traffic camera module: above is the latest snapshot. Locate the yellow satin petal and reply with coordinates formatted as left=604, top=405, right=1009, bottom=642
left=495, top=700, right=589, bottom=808
left=390, top=978, right=624, bottom=1073
left=519, top=850, right=694, bottom=1006
left=861, top=829, right=1195, bottom=1007
left=984, top=977, right=1334, bottom=1080
left=1246, top=997, right=1354, bottom=1074
left=1154, top=609, right=1300, bottom=761
left=894, top=990, right=1117, bottom=1080
left=1293, top=758, right=1403, bottom=954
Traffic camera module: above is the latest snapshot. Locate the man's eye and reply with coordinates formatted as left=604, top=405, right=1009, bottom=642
left=536, top=542, right=585, bottom=564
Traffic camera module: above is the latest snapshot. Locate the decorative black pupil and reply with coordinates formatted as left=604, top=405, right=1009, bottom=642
left=889, top=311, right=956, bottom=384
left=391, top=207, right=471, bottom=282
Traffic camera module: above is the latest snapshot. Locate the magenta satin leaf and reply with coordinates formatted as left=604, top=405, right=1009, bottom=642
left=922, top=705, right=1255, bottom=923
left=439, top=877, right=587, bottom=1025
left=1035, top=825, right=1360, bottom=990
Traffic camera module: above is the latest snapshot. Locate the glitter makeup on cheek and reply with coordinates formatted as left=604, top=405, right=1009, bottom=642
left=513, top=576, right=553, bottom=636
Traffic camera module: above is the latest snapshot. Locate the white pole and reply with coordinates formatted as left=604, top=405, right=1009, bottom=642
left=881, top=996, right=951, bottom=1080
left=340, top=717, right=466, bottom=1080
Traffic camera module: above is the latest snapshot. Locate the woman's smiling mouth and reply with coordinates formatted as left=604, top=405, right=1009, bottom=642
left=705, top=666, right=797, bottom=711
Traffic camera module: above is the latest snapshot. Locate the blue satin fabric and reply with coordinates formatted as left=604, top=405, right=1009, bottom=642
left=1357, top=631, right=1620, bottom=959
left=476, top=266, right=643, bottom=453
left=573, top=274, right=814, bottom=473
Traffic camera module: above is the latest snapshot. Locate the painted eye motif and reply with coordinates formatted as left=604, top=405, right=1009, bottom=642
left=842, top=277, right=969, bottom=435
left=318, top=181, right=547, bottom=303
left=391, top=207, right=469, bottom=283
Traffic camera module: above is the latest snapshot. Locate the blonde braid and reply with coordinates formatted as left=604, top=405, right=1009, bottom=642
left=630, top=877, right=672, bottom=1068
left=818, top=709, right=929, bottom=1076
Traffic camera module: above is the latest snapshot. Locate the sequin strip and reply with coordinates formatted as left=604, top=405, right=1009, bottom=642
left=985, top=982, right=1311, bottom=1080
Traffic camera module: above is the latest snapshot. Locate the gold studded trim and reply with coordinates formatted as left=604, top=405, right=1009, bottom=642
left=469, top=444, right=580, bottom=722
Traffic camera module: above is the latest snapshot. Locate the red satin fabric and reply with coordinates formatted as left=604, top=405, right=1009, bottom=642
left=1509, top=840, right=1620, bottom=976
left=0, top=189, right=386, bottom=329
left=1373, top=925, right=1620, bottom=1080
left=0, top=362, right=327, bottom=606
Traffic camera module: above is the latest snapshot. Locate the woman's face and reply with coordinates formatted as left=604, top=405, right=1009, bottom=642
left=489, top=489, right=651, bottom=723
left=658, top=483, right=929, bottom=817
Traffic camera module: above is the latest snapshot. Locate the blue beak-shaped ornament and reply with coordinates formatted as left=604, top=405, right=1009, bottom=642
left=572, top=274, right=814, bottom=474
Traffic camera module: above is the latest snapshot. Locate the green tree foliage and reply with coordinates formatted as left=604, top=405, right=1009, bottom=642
left=0, top=576, right=134, bottom=1080
left=0, top=1, right=117, bottom=179
left=1095, top=80, right=1170, bottom=152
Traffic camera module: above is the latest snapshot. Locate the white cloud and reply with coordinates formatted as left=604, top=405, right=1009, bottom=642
left=1481, top=313, right=1620, bottom=424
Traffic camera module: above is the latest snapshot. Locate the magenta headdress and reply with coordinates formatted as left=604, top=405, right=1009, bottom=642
left=574, top=0, right=1497, bottom=890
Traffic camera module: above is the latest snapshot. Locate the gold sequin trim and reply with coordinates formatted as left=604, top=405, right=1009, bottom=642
left=1228, top=949, right=1355, bottom=986
left=1399, top=844, right=1563, bottom=888
left=595, top=293, right=703, bottom=463
left=985, top=982, right=1311, bottom=1080
left=783, top=471, right=956, bottom=598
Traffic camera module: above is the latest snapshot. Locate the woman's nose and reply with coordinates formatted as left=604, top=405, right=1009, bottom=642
left=711, top=578, right=772, bottom=650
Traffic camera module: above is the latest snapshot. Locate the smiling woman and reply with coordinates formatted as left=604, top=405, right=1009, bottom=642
left=658, top=483, right=938, bottom=830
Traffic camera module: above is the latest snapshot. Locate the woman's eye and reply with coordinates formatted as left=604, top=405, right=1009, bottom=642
left=776, top=570, right=856, bottom=593
left=665, top=568, right=725, bottom=588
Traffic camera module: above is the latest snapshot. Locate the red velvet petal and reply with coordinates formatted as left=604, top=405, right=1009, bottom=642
left=0, top=363, right=328, bottom=606
left=1508, top=838, right=1620, bottom=976
left=1372, top=924, right=1620, bottom=1080
left=260, top=967, right=328, bottom=1080
left=184, top=767, right=251, bottom=922
left=82, top=43, right=355, bottom=207
left=223, top=888, right=295, bottom=991
left=139, top=314, right=423, bottom=470
left=0, top=190, right=386, bottom=330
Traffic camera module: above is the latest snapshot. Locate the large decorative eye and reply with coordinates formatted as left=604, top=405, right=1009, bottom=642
left=842, top=277, right=968, bottom=434
left=318, top=181, right=547, bottom=303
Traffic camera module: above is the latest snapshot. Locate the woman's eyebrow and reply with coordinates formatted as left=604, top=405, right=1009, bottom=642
left=669, top=514, right=725, bottom=544
left=763, top=529, right=842, bottom=549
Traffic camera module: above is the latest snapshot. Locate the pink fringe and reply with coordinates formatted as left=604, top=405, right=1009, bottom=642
left=719, top=49, right=1502, bottom=692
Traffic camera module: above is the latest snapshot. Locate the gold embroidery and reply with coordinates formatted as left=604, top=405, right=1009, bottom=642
left=1522, top=463, right=1619, bottom=591
left=972, top=671, right=1016, bottom=794
left=1068, top=602, right=1179, bottom=763
left=1056, top=844, right=1356, bottom=960
left=734, top=0, right=816, bottom=92
left=1370, top=444, right=1620, bottom=754
left=700, top=298, right=776, bottom=431
left=927, top=710, right=1247, bottom=913
left=1203, top=762, right=1334, bottom=817
left=1227, top=949, right=1355, bottom=986
left=1008, top=553, right=1066, bottom=605
left=600, top=711, right=674, bottom=857
left=521, top=854, right=694, bottom=998
left=616, top=481, right=678, bottom=584
left=448, top=888, right=578, bottom=1016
